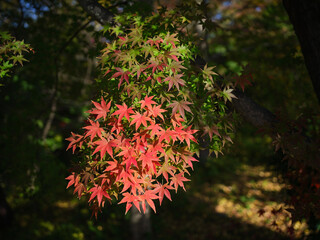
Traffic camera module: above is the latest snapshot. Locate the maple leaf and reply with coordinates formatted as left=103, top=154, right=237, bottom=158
left=65, top=173, right=79, bottom=189
left=146, top=36, right=163, bottom=49
left=181, top=126, right=198, bottom=147
left=124, top=156, right=138, bottom=172
left=148, top=105, right=166, bottom=121
left=83, top=120, right=104, bottom=141
left=166, top=60, right=186, bottom=73
left=234, top=73, right=253, bottom=92
left=159, top=129, right=178, bottom=144
left=202, top=64, right=218, bottom=81
left=130, top=112, right=151, bottom=130
left=180, top=154, right=198, bottom=170
left=171, top=113, right=184, bottom=128
left=157, top=160, right=176, bottom=182
left=147, top=123, right=164, bottom=137
left=111, top=67, right=131, bottom=89
left=139, top=95, right=156, bottom=109
left=140, top=190, right=159, bottom=213
left=88, top=97, right=111, bottom=120
left=66, top=132, right=84, bottom=153
left=139, top=150, right=159, bottom=174
left=128, top=26, right=143, bottom=46
left=221, top=88, right=237, bottom=103
left=74, top=182, right=86, bottom=199
left=119, top=192, right=140, bottom=214
left=203, top=125, right=221, bottom=140
left=112, top=103, right=134, bottom=122
left=118, top=35, right=128, bottom=46
left=131, top=64, right=146, bottom=79
left=141, top=44, right=156, bottom=58
left=168, top=100, right=193, bottom=119
left=170, top=172, right=190, bottom=192
left=82, top=171, right=94, bottom=186
left=164, top=48, right=182, bottom=62
left=163, top=32, right=179, bottom=48
left=88, top=184, right=111, bottom=207
left=108, top=116, right=124, bottom=134
left=147, top=58, right=167, bottom=73
left=92, top=138, right=117, bottom=159
left=155, top=183, right=174, bottom=205
left=164, top=74, right=185, bottom=90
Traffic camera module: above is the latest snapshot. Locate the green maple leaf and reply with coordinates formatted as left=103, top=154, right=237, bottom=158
left=163, top=32, right=179, bottom=48
left=220, top=88, right=237, bottom=103
left=128, top=27, right=143, bottom=46
left=0, top=31, right=12, bottom=41
left=141, top=44, right=156, bottom=58
left=202, top=64, right=218, bottom=81
left=10, top=55, right=28, bottom=66
left=110, top=25, right=123, bottom=36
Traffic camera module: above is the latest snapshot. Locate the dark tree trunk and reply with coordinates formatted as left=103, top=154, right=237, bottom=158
left=283, top=0, right=320, bottom=104
left=0, top=186, right=13, bottom=229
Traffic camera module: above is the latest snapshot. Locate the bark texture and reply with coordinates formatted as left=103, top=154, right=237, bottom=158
left=232, top=90, right=276, bottom=128
left=283, top=0, right=320, bottom=104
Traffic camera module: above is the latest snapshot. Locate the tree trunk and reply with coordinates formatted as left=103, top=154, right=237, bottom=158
left=130, top=205, right=152, bottom=240
left=283, top=0, right=320, bottom=104
left=0, top=186, right=13, bottom=229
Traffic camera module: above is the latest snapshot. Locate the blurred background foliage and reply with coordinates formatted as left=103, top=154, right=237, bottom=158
left=0, top=0, right=318, bottom=239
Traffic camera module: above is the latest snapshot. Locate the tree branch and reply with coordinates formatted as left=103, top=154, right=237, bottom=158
left=77, top=0, right=114, bottom=25
left=232, top=90, right=277, bottom=128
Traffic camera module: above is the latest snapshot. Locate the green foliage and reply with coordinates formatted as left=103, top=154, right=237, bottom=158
left=0, top=31, right=31, bottom=81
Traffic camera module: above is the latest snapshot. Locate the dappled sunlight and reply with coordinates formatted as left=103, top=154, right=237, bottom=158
left=192, top=164, right=308, bottom=239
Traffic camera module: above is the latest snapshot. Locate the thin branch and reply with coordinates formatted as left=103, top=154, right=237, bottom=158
left=77, top=0, right=115, bottom=25
left=42, top=20, right=92, bottom=141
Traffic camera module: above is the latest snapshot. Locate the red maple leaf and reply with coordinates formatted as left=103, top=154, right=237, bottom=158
left=171, top=113, right=184, bottom=128
left=92, top=138, right=117, bottom=159
left=111, top=67, right=131, bottom=89
left=139, top=190, right=159, bottom=213
left=112, top=103, right=134, bottom=122
left=146, top=37, right=163, bottom=49
left=88, top=184, right=111, bottom=207
left=170, top=172, right=190, bottom=192
left=65, top=173, right=79, bottom=189
left=148, top=105, right=166, bottom=120
left=83, top=120, right=104, bottom=141
left=155, top=183, right=174, bottom=205
left=139, top=95, right=156, bottom=109
left=66, top=132, right=84, bottom=153
left=74, top=182, right=86, bottom=199
left=119, top=192, right=141, bottom=214
left=147, top=123, right=164, bottom=137
left=157, top=160, right=176, bottom=182
left=130, top=112, right=151, bottom=130
left=181, top=126, right=198, bottom=147
left=164, top=74, right=185, bottom=90
left=89, top=97, right=111, bottom=120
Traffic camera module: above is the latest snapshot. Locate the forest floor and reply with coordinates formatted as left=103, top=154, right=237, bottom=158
left=153, top=160, right=309, bottom=240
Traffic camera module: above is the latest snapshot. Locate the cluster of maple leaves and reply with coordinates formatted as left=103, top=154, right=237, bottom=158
left=66, top=95, right=198, bottom=214
left=66, top=12, right=234, bottom=216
